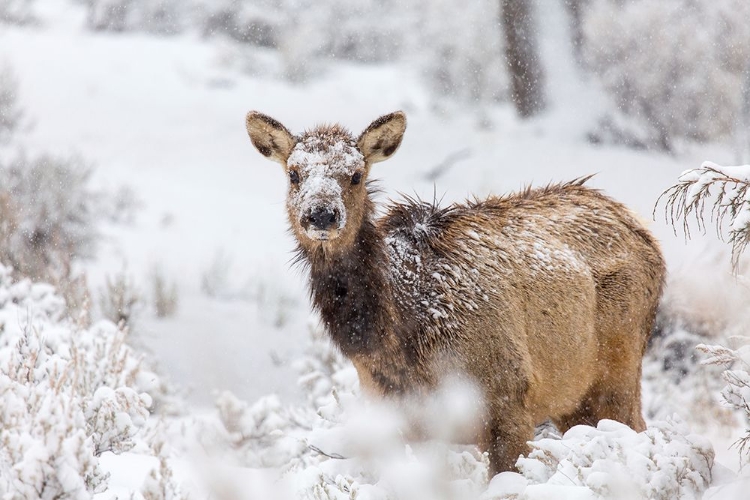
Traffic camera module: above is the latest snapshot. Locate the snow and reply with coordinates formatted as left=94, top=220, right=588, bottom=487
left=1, top=1, right=750, bottom=498
left=515, top=418, right=713, bottom=500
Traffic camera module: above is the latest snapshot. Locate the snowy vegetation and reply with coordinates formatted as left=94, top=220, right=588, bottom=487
left=660, top=162, right=750, bottom=270
left=0, top=265, right=156, bottom=498
left=660, top=162, right=750, bottom=470
left=583, top=0, right=750, bottom=150
left=178, top=330, right=714, bottom=500
left=0, top=0, right=35, bottom=25
left=2, top=0, right=750, bottom=498
left=0, top=154, right=98, bottom=281
left=0, top=63, right=21, bottom=143
left=698, top=343, right=750, bottom=467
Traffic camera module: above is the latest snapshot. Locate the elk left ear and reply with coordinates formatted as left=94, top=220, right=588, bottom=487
left=357, top=111, right=406, bottom=164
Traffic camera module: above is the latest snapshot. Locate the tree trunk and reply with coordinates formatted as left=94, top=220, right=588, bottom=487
left=501, top=0, right=545, bottom=118
left=564, top=0, right=586, bottom=66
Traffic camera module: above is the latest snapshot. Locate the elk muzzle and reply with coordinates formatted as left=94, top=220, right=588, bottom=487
left=305, top=207, right=340, bottom=231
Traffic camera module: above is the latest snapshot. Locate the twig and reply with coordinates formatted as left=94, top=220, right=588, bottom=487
left=423, top=148, right=472, bottom=182
left=308, top=444, right=347, bottom=460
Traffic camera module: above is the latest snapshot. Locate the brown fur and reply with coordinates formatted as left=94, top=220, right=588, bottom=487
left=245, top=111, right=666, bottom=475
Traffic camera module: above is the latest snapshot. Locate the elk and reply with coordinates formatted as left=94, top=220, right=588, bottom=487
left=244, top=110, right=665, bottom=475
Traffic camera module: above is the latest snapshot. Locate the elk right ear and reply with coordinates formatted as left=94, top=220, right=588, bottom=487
left=245, top=111, right=296, bottom=165
left=357, top=111, right=406, bottom=164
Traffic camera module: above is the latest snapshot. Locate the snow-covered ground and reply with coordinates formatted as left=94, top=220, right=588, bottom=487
left=2, top=1, right=750, bottom=498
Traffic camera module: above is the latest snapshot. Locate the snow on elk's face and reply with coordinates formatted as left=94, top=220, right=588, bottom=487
left=285, top=129, right=365, bottom=244
left=245, top=111, right=407, bottom=249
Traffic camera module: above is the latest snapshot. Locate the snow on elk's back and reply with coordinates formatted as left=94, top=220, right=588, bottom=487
left=383, top=202, right=506, bottom=330
left=286, top=128, right=365, bottom=231
left=383, top=196, right=594, bottom=340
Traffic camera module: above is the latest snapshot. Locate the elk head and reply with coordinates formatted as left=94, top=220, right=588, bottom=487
left=246, top=111, right=406, bottom=252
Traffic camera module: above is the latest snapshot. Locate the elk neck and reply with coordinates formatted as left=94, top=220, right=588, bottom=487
left=301, top=199, right=402, bottom=360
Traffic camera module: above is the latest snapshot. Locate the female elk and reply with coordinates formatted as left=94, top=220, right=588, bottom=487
left=245, top=111, right=665, bottom=474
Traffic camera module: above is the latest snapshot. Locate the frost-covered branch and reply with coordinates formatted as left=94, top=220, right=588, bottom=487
left=697, top=342, right=750, bottom=465
left=658, top=161, right=750, bottom=271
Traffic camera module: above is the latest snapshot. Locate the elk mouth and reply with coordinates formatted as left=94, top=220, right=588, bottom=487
left=304, top=228, right=339, bottom=242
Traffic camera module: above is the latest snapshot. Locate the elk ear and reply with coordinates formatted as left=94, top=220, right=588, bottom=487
left=357, top=111, right=406, bottom=164
left=246, top=111, right=296, bottom=165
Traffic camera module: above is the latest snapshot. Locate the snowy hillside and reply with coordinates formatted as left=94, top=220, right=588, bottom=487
left=1, top=0, right=750, bottom=498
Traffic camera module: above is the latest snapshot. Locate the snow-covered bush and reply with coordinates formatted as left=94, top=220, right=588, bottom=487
left=195, top=0, right=505, bottom=101
left=300, top=0, right=405, bottom=64
left=0, top=153, right=99, bottom=290
left=583, top=0, right=750, bottom=150
left=411, top=0, right=507, bottom=107
left=99, top=268, right=142, bottom=328
left=200, top=248, right=233, bottom=299
left=138, top=426, right=186, bottom=500
left=0, top=265, right=156, bottom=498
left=659, top=161, right=750, bottom=466
left=643, top=264, right=750, bottom=428
left=199, top=0, right=405, bottom=59
left=697, top=343, right=750, bottom=466
left=506, top=418, right=714, bottom=500
left=0, top=0, right=35, bottom=24
left=197, top=0, right=281, bottom=48
left=0, top=62, right=22, bottom=144
left=184, top=325, right=715, bottom=499
left=643, top=324, right=734, bottom=432
left=83, top=0, right=185, bottom=35
left=150, top=266, right=178, bottom=318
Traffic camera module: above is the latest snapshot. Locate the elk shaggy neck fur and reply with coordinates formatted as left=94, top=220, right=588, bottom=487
left=245, top=110, right=666, bottom=475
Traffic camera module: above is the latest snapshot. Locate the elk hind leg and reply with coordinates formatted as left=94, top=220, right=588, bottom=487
left=482, top=412, right=535, bottom=476
left=553, top=377, right=645, bottom=434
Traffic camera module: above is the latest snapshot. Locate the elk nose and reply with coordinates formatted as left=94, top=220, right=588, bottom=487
left=307, top=208, right=339, bottom=230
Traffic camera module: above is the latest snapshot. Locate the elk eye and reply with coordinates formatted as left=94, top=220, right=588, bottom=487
left=289, top=170, right=300, bottom=185
left=351, top=172, right=362, bottom=185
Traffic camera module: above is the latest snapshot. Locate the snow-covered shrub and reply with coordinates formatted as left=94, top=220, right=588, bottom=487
left=659, top=161, right=750, bottom=467
left=505, top=418, right=714, bottom=500
left=150, top=266, right=178, bottom=318
left=83, top=0, right=185, bottom=35
left=0, top=62, right=22, bottom=144
left=98, top=268, right=142, bottom=328
left=82, top=0, right=132, bottom=31
left=0, top=153, right=99, bottom=288
left=411, top=0, right=507, bottom=107
left=293, top=326, right=355, bottom=408
left=0, top=0, right=35, bottom=24
left=583, top=0, right=750, bottom=150
left=302, top=0, right=405, bottom=64
left=199, top=0, right=405, bottom=59
left=0, top=265, right=155, bottom=498
left=198, top=0, right=281, bottom=48
left=200, top=248, right=234, bottom=299
left=697, top=343, right=750, bottom=466
left=644, top=312, right=739, bottom=432
left=102, top=185, right=141, bottom=226
left=184, top=325, right=716, bottom=499
left=138, top=426, right=187, bottom=500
